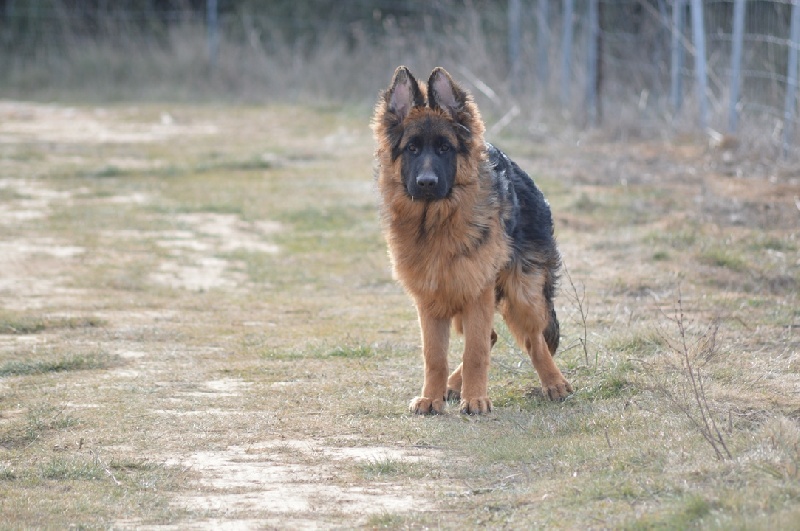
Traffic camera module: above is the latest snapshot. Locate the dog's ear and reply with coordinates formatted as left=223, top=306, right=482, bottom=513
left=427, top=67, right=467, bottom=120
left=387, top=66, right=424, bottom=122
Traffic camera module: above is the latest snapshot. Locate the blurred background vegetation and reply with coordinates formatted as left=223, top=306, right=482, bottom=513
left=1, top=0, right=799, bottom=158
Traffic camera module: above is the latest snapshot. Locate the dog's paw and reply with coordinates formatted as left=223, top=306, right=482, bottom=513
left=445, top=388, right=461, bottom=402
left=542, top=378, right=573, bottom=401
left=409, top=397, right=444, bottom=415
left=459, top=397, right=492, bottom=415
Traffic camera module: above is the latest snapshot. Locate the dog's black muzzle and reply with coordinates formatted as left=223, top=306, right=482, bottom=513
left=407, top=170, right=448, bottom=201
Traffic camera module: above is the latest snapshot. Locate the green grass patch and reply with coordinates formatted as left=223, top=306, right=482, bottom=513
left=630, top=494, right=715, bottom=529
left=699, top=246, right=749, bottom=272
left=39, top=457, right=105, bottom=481
left=328, top=344, right=374, bottom=359
left=258, top=342, right=337, bottom=361
left=279, top=204, right=374, bottom=233
left=89, top=165, right=130, bottom=178
left=0, top=352, right=114, bottom=377
left=579, top=371, right=636, bottom=401
left=0, top=313, right=104, bottom=335
left=0, top=464, right=17, bottom=480
left=646, top=226, right=699, bottom=250
left=259, top=342, right=378, bottom=361
left=606, top=330, right=665, bottom=357
left=365, top=512, right=408, bottom=529
left=83, top=155, right=274, bottom=181
left=0, top=405, right=81, bottom=449
left=107, top=458, right=160, bottom=473
left=489, top=381, right=553, bottom=411
left=0, top=315, right=47, bottom=335
left=747, top=235, right=797, bottom=253
left=194, top=155, right=276, bottom=173
left=359, top=457, right=412, bottom=478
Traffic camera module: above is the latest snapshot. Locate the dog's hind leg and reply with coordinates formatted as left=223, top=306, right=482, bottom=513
left=525, top=332, right=572, bottom=400
left=447, top=315, right=464, bottom=401
left=446, top=363, right=462, bottom=402
left=501, top=293, right=572, bottom=401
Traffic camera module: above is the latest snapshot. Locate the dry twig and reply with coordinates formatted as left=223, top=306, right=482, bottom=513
left=648, top=291, right=731, bottom=460
left=562, top=263, right=591, bottom=366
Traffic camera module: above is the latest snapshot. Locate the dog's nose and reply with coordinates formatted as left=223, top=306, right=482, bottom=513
left=416, top=172, right=438, bottom=188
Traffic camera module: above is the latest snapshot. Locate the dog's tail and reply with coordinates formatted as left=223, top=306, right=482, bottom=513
left=543, top=258, right=561, bottom=356
left=543, top=305, right=560, bottom=356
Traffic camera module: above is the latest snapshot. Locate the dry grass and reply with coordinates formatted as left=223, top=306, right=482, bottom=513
left=0, top=100, right=798, bottom=528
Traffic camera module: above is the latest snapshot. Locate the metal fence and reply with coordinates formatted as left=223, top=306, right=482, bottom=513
left=517, top=0, right=800, bottom=157
left=3, top=0, right=799, bottom=158
left=205, top=0, right=800, bottom=156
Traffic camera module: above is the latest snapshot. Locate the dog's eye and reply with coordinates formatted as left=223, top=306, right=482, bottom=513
left=438, top=144, right=450, bottom=154
left=407, top=143, right=419, bottom=154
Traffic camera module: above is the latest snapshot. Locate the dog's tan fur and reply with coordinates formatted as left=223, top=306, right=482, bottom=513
left=373, top=66, right=571, bottom=414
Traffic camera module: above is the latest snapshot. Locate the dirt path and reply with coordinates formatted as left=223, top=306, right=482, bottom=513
left=1, top=101, right=798, bottom=529
left=0, top=101, right=448, bottom=528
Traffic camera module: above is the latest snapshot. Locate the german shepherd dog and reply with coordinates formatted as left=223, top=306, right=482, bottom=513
left=373, top=66, right=572, bottom=414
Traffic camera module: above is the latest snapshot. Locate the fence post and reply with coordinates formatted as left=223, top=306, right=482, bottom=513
left=671, top=0, right=685, bottom=114
left=654, top=0, right=669, bottom=97
left=728, top=0, right=746, bottom=133
left=561, top=0, right=574, bottom=108
left=783, top=0, right=800, bottom=156
left=690, top=0, right=708, bottom=130
left=508, top=0, right=522, bottom=94
left=536, top=0, right=550, bottom=94
left=207, top=0, right=219, bottom=67
left=586, top=0, right=600, bottom=126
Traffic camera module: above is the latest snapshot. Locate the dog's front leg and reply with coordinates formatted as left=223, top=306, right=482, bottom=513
left=459, top=286, right=495, bottom=414
left=409, top=308, right=450, bottom=414
left=446, top=318, right=498, bottom=402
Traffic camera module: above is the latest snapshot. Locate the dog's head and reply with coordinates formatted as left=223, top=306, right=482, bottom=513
left=374, top=66, right=483, bottom=201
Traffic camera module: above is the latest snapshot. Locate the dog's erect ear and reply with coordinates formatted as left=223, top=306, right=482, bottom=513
left=428, top=67, right=467, bottom=119
left=387, top=66, right=424, bottom=123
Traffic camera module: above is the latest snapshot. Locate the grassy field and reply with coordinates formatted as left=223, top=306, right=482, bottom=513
left=0, top=100, right=798, bottom=529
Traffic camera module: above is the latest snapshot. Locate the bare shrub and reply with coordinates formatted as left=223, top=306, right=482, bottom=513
left=561, top=263, right=591, bottom=367
left=644, top=293, right=732, bottom=461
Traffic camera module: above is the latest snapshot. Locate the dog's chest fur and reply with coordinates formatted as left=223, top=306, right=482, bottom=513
left=382, top=168, right=511, bottom=316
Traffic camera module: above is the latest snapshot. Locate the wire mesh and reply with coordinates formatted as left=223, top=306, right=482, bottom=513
left=0, top=0, right=797, bottom=157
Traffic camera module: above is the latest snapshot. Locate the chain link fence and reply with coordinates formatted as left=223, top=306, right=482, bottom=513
left=2, top=0, right=798, bottom=159
left=506, top=0, right=799, bottom=157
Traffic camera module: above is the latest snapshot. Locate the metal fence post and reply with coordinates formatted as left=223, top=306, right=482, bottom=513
left=561, top=0, right=574, bottom=108
left=654, top=0, right=669, bottom=98
left=671, top=0, right=685, bottom=114
left=508, top=0, right=522, bottom=94
left=728, top=0, right=746, bottom=133
left=783, top=0, right=800, bottom=156
left=537, top=0, right=550, bottom=94
left=690, top=0, right=708, bottom=130
left=586, top=0, right=599, bottom=126
left=207, top=0, right=219, bottom=67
